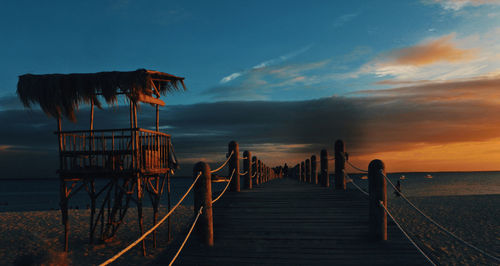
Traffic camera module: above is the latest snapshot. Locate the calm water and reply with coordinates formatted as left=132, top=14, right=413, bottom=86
left=346, top=171, right=500, bottom=197
left=0, top=172, right=499, bottom=212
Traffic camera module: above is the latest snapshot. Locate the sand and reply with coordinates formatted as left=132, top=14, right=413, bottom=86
left=0, top=206, right=193, bottom=266
left=388, top=194, right=500, bottom=265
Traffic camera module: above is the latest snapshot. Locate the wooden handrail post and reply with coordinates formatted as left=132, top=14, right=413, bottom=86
left=265, top=166, right=268, bottom=182
left=311, top=155, right=317, bottom=184
left=320, top=149, right=329, bottom=187
left=368, top=159, right=387, bottom=241
left=228, top=141, right=240, bottom=192
left=305, top=159, right=311, bottom=183
left=300, top=161, right=305, bottom=182
left=243, top=151, right=252, bottom=189
left=252, top=156, right=257, bottom=186
left=265, top=165, right=268, bottom=182
left=262, top=165, right=265, bottom=183
left=335, top=140, right=346, bottom=190
left=257, top=160, right=262, bottom=184
left=267, top=166, right=270, bottom=182
left=193, top=162, right=214, bottom=246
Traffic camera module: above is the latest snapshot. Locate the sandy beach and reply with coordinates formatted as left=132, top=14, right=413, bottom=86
left=388, top=194, right=500, bottom=265
left=0, top=206, right=193, bottom=266
left=1, top=192, right=498, bottom=265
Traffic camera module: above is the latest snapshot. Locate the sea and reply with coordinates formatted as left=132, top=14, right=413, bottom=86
left=0, top=172, right=499, bottom=212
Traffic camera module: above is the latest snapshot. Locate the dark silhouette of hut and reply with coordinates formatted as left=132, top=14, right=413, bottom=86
left=17, top=69, right=186, bottom=253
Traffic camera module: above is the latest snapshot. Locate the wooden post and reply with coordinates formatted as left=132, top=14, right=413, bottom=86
left=193, top=162, right=214, bottom=246
left=297, top=164, right=301, bottom=182
left=90, top=100, right=94, bottom=131
left=257, top=160, right=261, bottom=185
left=156, top=105, right=159, bottom=132
left=335, top=140, right=346, bottom=190
left=369, top=159, right=387, bottom=241
left=320, top=149, right=329, bottom=187
left=305, top=159, right=311, bottom=183
left=252, top=156, right=257, bottom=187
left=311, top=155, right=317, bottom=184
left=266, top=166, right=269, bottom=182
left=243, top=151, right=252, bottom=189
left=228, top=141, right=240, bottom=192
left=263, top=165, right=266, bottom=183
left=295, top=165, right=298, bottom=179
left=300, top=162, right=305, bottom=182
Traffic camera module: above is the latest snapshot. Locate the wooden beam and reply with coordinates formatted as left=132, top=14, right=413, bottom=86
left=150, top=80, right=161, bottom=98
left=138, top=94, right=165, bottom=106
left=90, top=100, right=94, bottom=131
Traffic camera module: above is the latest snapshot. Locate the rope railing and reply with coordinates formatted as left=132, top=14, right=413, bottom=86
left=100, top=171, right=203, bottom=266
left=379, top=201, right=437, bottom=266
left=210, top=150, right=234, bottom=173
left=239, top=171, right=248, bottom=176
left=212, top=168, right=236, bottom=204
left=252, top=172, right=257, bottom=178
left=381, top=170, right=500, bottom=262
left=346, top=160, right=368, bottom=173
left=168, top=206, right=204, bottom=266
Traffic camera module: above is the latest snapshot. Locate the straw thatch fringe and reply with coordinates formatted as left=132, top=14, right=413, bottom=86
left=17, top=69, right=186, bottom=121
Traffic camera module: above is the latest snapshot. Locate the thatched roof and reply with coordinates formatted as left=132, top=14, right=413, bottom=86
left=17, top=69, right=186, bottom=121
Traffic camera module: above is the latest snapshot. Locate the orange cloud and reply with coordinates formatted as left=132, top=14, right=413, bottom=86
left=386, top=34, right=476, bottom=66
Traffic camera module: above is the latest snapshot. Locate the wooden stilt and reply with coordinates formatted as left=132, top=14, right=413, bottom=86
left=137, top=177, right=146, bottom=256
left=89, top=179, right=96, bottom=244
left=167, top=172, right=172, bottom=241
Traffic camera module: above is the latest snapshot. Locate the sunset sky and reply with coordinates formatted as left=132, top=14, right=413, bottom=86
left=1, top=0, right=500, bottom=177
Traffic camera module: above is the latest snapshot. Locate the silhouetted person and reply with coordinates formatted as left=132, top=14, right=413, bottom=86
left=283, top=163, right=288, bottom=177
left=394, top=180, right=401, bottom=197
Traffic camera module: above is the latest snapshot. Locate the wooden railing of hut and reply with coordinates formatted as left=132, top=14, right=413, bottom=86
left=57, top=128, right=172, bottom=177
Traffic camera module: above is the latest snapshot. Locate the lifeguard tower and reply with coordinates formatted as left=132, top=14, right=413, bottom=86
left=17, top=69, right=185, bottom=253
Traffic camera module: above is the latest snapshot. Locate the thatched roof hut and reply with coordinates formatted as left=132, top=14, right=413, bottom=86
left=17, top=69, right=186, bottom=121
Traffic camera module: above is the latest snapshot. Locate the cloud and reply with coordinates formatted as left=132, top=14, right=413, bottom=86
left=219, top=44, right=313, bottom=84
left=385, top=34, right=476, bottom=66
left=425, top=0, right=500, bottom=11
left=339, top=30, right=500, bottom=81
left=333, top=13, right=359, bottom=28
left=220, top=73, right=242, bottom=83
left=208, top=60, right=329, bottom=100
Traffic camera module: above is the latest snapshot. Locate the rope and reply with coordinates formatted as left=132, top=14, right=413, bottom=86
left=346, top=161, right=368, bottom=173
left=379, top=201, right=437, bottom=266
left=252, top=172, right=257, bottom=178
left=239, top=171, right=248, bottom=176
left=100, top=172, right=202, bottom=266
left=241, top=156, right=248, bottom=160
left=210, top=151, right=234, bottom=173
left=381, top=170, right=500, bottom=262
left=345, top=173, right=369, bottom=196
left=168, top=206, right=203, bottom=266
left=212, top=168, right=236, bottom=204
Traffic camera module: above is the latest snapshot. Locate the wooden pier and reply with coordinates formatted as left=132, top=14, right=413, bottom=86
left=155, top=178, right=429, bottom=265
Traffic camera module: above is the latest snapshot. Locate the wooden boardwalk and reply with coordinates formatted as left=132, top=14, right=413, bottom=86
left=155, top=178, right=428, bottom=265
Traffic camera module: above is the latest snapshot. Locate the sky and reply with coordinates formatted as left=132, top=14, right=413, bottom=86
left=1, top=0, right=500, bottom=177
